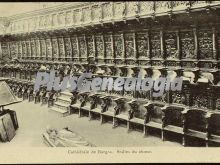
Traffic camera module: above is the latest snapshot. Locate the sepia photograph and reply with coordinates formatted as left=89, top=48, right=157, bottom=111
left=0, top=1, right=220, bottom=163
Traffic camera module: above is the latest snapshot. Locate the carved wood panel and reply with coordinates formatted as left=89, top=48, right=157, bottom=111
left=155, top=1, right=171, bottom=11
left=95, top=35, right=104, bottom=58
left=74, top=9, right=82, bottom=24
left=46, top=38, right=52, bottom=58
left=151, top=31, right=161, bottom=58
left=126, top=2, right=138, bottom=16
left=198, top=29, right=213, bottom=59
left=113, top=34, right=123, bottom=58
left=87, top=35, right=94, bottom=57
left=1, top=42, right=9, bottom=60
left=192, top=94, right=209, bottom=109
left=92, top=5, right=102, bottom=21
left=139, top=1, right=154, bottom=14
left=136, top=32, right=149, bottom=58
left=64, top=37, right=72, bottom=58
left=58, top=38, right=65, bottom=58
left=30, top=39, right=36, bottom=57
left=102, top=3, right=112, bottom=19
left=152, top=92, right=168, bottom=103
left=9, top=41, right=18, bottom=59
left=35, top=39, right=40, bottom=57
left=65, top=11, right=72, bottom=25
left=104, top=34, right=113, bottom=58
left=40, top=39, right=46, bottom=58
left=52, top=14, right=58, bottom=27
left=22, top=41, right=27, bottom=58
left=164, top=32, right=178, bottom=59
left=180, top=31, right=196, bottom=59
left=26, top=40, right=31, bottom=57
left=124, top=33, right=135, bottom=58
left=171, top=91, right=186, bottom=105
left=52, top=38, right=58, bottom=58
left=82, top=7, right=91, bottom=23
left=71, top=37, right=78, bottom=58
left=17, top=41, right=22, bottom=58
left=78, top=36, right=87, bottom=57
left=57, top=12, right=65, bottom=26
left=114, top=2, right=125, bottom=18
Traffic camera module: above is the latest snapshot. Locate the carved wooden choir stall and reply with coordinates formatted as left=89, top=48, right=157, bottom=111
left=0, top=1, right=220, bottom=146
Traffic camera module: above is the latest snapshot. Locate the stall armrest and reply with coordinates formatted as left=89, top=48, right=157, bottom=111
left=161, top=105, right=169, bottom=112
left=79, top=91, right=90, bottom=95
left=181, top=108, right=190, bottom=115
left=143, top=101, right=153, bottom=108
left=206, top=112, right=213, bottom=119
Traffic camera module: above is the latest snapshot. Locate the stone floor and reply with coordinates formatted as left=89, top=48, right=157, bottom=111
left=0, top=100, right=181, bottom=147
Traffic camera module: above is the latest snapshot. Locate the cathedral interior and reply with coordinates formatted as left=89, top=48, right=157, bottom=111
left=0, top=1, right=220, bottom=147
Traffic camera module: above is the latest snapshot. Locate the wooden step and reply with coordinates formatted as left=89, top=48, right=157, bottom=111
left=60, top=91, right=73, bottom=97
left=54, top=101, right=70, bottom=108
left=49, top=107, right=69, bottom=117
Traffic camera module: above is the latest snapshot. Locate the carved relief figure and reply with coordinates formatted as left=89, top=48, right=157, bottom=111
left=113, top=34, right=123, bottom=58
left=78, top=36, right=86, bottom=57
left=95, top=35, right=104, bottom=58
left=104, top=34, right=113, bottom=58
left=71, top=37, right=78, bottom=58
left=125, top=33, right=135, bottom=58
left=198, top=30, right=213, bottom=59
left=151, top=32, right=161, bottom=58
left=64, top=37, right=72, bottom=58
left=52, top=38, right=58, bottom=58
left=87, top=36, right=94, bottom=57
left=164, top=32, right=178, bottom=59
left=137, top=32, right=149, bottom=58
left=180, top=31, right=195, bottom=59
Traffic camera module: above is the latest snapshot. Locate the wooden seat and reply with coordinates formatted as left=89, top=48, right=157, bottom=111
left=27, top=86, right=34, bottom=102
left=144, top=102, right=166, bottom=139
left=101, top=96, right=118, bottom=120
left=207, top=112, right=220, bottom=146
left=90, top=94, right=105, bottom=120
left=128, top=101, right=147, bottom=134
left=114, top=99, right=133, bottom=128
left=70, top=92, right=81, bottom=114
left=78, top=92, right=91, bottom=117
left=184, top=109, right=209, bottom=146
left=162, top=105, right=189, bottom=145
